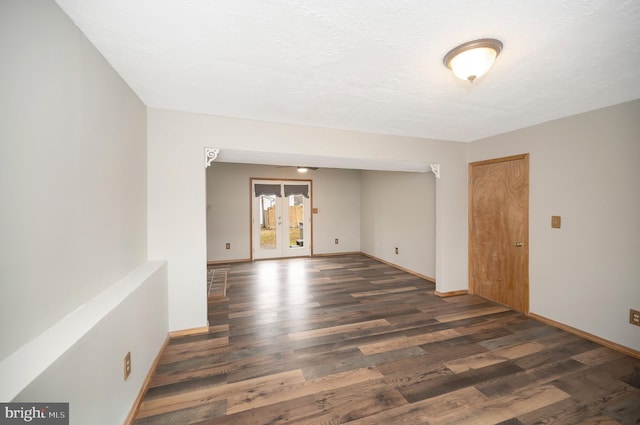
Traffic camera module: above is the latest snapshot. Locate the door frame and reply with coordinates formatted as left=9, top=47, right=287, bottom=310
left=468, top=154, right=530, bottom=313
left=250, top=177, right=313, bottom=260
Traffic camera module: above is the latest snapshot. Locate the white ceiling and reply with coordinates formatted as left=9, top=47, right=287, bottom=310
left=55, top=0, right=640, bottom=144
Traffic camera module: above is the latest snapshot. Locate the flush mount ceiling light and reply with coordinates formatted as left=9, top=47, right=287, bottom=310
left=297, top=167, right=308, bottom=173
left=443, top=38, right=503, bottom=83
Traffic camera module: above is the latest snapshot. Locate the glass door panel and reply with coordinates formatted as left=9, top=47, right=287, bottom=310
left=288, top=194, right=304, bottom=250
left=258, top=194, right=277, bottom=251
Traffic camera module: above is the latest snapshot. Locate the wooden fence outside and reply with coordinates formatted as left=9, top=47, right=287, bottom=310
left=264, top=205, right=303, bottom=229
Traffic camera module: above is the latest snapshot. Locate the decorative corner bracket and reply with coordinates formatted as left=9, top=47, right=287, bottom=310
left=205, top=148, right=220, bottom=168
left=430, top=163, right=441, bottom=179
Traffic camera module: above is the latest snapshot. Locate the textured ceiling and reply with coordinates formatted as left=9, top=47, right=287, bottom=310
left=55, top=0, right=640, bottom=143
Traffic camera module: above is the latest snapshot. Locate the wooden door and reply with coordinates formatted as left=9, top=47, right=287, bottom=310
left=469, top=154, right=529, bottom=312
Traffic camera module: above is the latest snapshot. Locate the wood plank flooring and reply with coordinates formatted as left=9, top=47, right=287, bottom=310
left=134, top=255, right=640, bottom=424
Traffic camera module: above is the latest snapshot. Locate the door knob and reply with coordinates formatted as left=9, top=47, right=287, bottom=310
left=514, top=242, right=524, bottom=247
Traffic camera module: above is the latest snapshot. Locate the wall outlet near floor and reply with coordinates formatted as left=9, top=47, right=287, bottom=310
left=225, top=243, right=231, bottom=249
left=630, top=309, right=640, bottom=327
left=334, top=238, right=339, bottom=245
left=124, top=352, right=131, bottom=380
left=395, top=247, right=399, bottom=255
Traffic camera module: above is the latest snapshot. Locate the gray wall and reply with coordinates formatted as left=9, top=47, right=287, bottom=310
left=1, top=0, right=147, bottom=360
left=468, top=99, right=640, bottom=351
left=360, top=170, right=436, bottom=279
left=0, top=2, right=168, bottom=423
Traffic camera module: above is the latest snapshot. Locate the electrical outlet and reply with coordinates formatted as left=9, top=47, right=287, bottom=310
left=335, top=238, right=339, bottom=244
left=395, top=247, right=399, bottom=255
left=124, top=352, right=131, bottom=380
left=225, top=242, right=230, bottom=249
left=630, top=309, right=640, bottom=327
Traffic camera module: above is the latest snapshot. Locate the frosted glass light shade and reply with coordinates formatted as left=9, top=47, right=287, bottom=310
left=444, top=39, right=503, bottom=82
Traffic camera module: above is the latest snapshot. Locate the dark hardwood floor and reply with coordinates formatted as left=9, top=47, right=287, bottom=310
left=134, top=255, right=640, bottom=424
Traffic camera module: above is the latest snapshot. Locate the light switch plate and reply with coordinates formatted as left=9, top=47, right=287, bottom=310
left=551, top=216, right=561, bottom=228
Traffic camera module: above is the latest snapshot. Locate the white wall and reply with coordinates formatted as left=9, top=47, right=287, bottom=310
left=206, top=162, right=255, bottom=261
left=360, top=170, right=436, bottom=279
left=0, top=0, right=147, bottom=359
left=468, top=99, right=640, bottom=351
left=148, top=107, right=469, bottom=332
left=147, top=114, right=208, bottom=332
left=10, top=262, right=168, bottom=425
left=0, top=1, right=167, bottom=420
left=311, top=168, right=361, bottom=254
left=206, top=163, right=361, bottom=261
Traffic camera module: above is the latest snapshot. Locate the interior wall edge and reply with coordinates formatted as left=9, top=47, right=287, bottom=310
left=5, top=262, right=169, bottom=424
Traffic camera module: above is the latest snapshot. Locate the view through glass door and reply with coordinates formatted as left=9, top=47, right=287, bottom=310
left=252, top=179, right=311, bottom=259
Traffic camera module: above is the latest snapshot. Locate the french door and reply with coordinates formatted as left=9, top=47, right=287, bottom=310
left=252, top=179, right=311, bottom=259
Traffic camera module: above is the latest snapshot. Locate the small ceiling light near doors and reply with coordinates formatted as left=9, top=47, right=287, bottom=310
left=443, top=38, right=503, bottom=83
left=297, top=167, right=308, bottom=173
